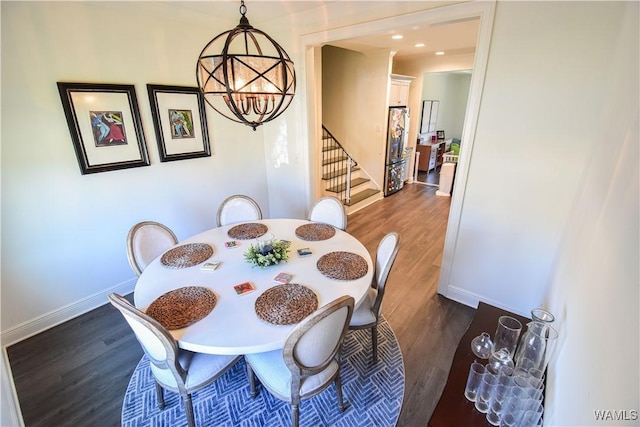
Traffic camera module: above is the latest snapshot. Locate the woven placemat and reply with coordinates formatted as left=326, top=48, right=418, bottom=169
left=317, top=251, right=369, bottom=280
left=227, top=223, right=268, bottom=240
left=160, top=243, right=214, bottom=268
left=145, top=286, right=217, bottom=330
left=295, top=223, right=336, bottom=241
left=255, top=284, right=318, bottom=326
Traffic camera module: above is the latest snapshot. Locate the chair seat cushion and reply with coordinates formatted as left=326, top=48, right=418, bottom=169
left=151, top=351, right=239, bottom=391
left=349, top=287, right=378, bottom=327
left=245, top=350, right=339, bottom=400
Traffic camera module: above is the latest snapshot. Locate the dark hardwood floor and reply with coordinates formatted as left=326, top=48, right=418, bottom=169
left=7, top=183, right=475, bottom=427
left=415, top=168, right=440, bottom=185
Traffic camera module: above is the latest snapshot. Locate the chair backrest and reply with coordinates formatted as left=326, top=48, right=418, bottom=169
left=216, top=195, right=263, bottom=227
left=127, top=221, right=178, bottom=276
left=371, top=232, right=400, bottom=317
left=308, top=196, right=347, bottom=230
left=283, top=296, right=354, bottom=395
left=108, top=293, right=186, bottom=390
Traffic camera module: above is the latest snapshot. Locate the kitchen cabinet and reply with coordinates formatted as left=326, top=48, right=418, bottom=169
left=416, top=145, right=431, bottom=171
left=389, top=74, right=414, bottom=107
left=415, top=141, right=446, bottom=172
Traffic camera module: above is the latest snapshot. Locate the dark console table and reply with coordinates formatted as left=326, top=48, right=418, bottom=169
left=429, top=302, right=531, bottom=427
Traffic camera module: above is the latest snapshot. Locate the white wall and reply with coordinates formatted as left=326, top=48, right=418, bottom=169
left=0, top=1, right=275, bottom=341
left=543, top=2, right=639, bottom=424
left=322, top=45, right=391, bottom=188
left=443, top=1, right=634, bottom=315
left=421, top=72, right=471, bottom=141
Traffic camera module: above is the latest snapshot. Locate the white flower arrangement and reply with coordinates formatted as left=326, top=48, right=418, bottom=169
left=244, top=239, right=290, bottom=268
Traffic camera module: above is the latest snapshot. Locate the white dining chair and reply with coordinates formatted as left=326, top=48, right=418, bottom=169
left=349, top=232, right=400, bottom=363
left=308, top=196, right=347, bottom=230
left=216, top=194, right=263, bottom=227
left=109, top=293, right=241, bottom=427
left=127, top=221, right=178, bottom=276
left=244, top=295, right=355, bottom=427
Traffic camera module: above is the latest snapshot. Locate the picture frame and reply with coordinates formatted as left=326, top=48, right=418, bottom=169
left=57, top=82, right=150, bottom=174
left=437, top=130, right=445, bottom=140
left=147, top=84, right=211, bottom=162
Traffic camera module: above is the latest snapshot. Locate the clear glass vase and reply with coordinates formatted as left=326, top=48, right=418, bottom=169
left=514, top=321, right=559, bottom=372
left=531, top=308, right=555, bottom=324
left=471, top=332, right=494, bottom=359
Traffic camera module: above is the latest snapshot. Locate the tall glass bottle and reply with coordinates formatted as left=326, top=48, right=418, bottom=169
left=514, top=321, right=558, bottom=372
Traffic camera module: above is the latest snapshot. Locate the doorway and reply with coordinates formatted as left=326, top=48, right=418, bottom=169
left=302, top=1, right=496, bottom=298
left=413, top=70, right=473, bottom=188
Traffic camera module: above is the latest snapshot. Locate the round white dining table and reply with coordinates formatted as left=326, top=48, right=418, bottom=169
left=134, top=219, right=373, bottom=355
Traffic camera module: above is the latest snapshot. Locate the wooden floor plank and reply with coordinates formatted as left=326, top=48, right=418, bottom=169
left=6, top=183, right=475, bottom=427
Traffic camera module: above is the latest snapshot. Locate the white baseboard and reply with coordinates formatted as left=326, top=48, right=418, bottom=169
left=440, top=285, right=480, bottom=309
left=2, top=348, right=24, bottom=427
left=1, top=279, right=136, bottom=348
left=440, top=285, right=528, bottom=318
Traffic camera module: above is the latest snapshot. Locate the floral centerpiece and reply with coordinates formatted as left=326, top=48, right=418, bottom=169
left=244, top=236, right=290, bottom=268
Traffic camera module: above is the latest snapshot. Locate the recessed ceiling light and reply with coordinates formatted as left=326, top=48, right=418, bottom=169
left=415, top=43, right=425, bottom=48
left=392, top=35, right=403, bottom=40
left=435, top=51, right=445, bottom=55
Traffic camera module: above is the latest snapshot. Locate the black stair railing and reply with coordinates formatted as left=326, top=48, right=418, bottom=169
left=322, top=126, right=358, bottom=205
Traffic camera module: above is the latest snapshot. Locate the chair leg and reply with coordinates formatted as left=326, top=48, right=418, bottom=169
left=371, top=325, right=379, bottom=363
left=291, top=403, right=300, bottom=427
left=183, top=393, right=195, bottom=427
left=154, top=381, right=165, bottom=409
left=335, top=373, right=350, bottom=412
left=246, top=361, right=258, bottom=398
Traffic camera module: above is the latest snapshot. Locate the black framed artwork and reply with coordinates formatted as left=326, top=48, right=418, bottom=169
left=57, top=82, right=149, bottom=174
left=147, top=84, right=211, bottom=162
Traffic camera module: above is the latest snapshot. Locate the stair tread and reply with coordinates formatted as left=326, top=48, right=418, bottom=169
left=344, top=188, right=380, bottom=206
left=322, top=154, right=348, bottom=166
left=327, top=177, right=370, bottom=193
left=322, top=144, right=341, bottom=152
left=322, top=166, right=360, bottom=180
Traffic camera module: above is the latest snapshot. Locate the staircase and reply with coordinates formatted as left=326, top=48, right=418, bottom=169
left=321, top=126, right=380, bottom=211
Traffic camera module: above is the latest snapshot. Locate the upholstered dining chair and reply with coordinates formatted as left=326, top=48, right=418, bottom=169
left=244, top=295, right=355, bottom=427
left=109, top=293, right=241, bottom=427
left=127, top=221, right=179, bottom=276
left=308, top=196, right=347, bottom=230
left=349, top=232, right=400, bottom=363
left=216, top=194, right=263, bottom=227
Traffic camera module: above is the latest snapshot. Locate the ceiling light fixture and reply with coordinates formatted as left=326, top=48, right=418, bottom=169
left=435, top=51, right=445, bottom=56
left=392, top=35, right=403, bottom=40
left=196, top=0, right=296, bottom=131
left=415, top=43, right=425, bottom=48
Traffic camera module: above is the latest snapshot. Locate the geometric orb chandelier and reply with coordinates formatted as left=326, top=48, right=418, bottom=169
left=196, top=0, right=296, bottom=131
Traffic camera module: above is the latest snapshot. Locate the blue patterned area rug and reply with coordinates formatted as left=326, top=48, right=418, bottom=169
left=122, top=317, right=404, bottom=427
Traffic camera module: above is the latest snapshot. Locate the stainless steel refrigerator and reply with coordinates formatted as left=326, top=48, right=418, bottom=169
left=384, top=106, right=410, bottom=196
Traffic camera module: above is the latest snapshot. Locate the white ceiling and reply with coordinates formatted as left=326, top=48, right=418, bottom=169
left=328, top=18, right=479, bottom=60
left=161, top=1, right=479, bottom=60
